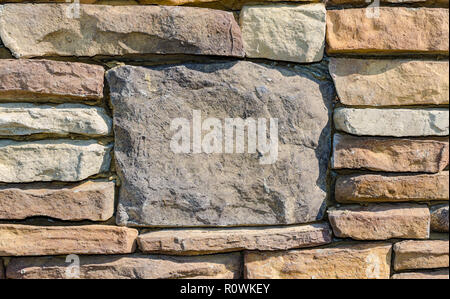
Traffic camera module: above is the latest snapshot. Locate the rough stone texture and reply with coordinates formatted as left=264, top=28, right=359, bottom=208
left=326, top=7, right=449, bottom=55
left=140, top=0, right=317, bottom=10
left=0, top=224, right=138, bottom=256
left=7, top=253, right=241, bottom=279
left=334, top=108, right=449, bottom=137
left=328, top=0, right=448, bottom=4
left=0, top=59, right=104, bottom=101
left=0, top=181, right=115, bottom=221
left=0, top=103, right=112, bottom=137
left=328, top=204, right=430, bottom=240
left=392, top=269, right=449, bottom=280
left=0, top=259, right=4, bottom=280
left=0, top=139, right=112, bottom=183
left=107, top=61, right=333, bottom=227
left=329, top=59, right=449, bottom=106
left=138, top=223, right=332, bottom=255
left=393, top=240, right=449, bottom=271
left=239, top=4, right=326, bottom=63
left=245, top=243, right=392, bottom=279
left=0, top=4, right=244, bottom=58
left=335, top=172, right=449, bottom=203
left=332, top=134, right=449, bottom=173
left=431, top=204, right=449, bottom=232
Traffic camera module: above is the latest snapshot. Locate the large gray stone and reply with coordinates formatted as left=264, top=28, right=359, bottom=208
left=106, top=61, right=334, bottom=227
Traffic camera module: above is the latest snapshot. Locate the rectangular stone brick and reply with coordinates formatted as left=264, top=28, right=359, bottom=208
left=244, top=243, right=392, bottom=279
left=392, top=269, right=449, bottom=280
left=329, top=204, right=430, bottom=240
left=0, top=139, right=112, bottom=183
left=326, top=7, right=449, bottom=55
left=0, top=59, right=104, bottom=101
left=394, top=240, right=449, bottom=271
left=335, top=172, right=449, bottom=203
left=138, top=223, right=332, bottom=255
left=332, top=134, right=449, bottom=173
left=7, top=253, right=241, bottom=279
left=0, top=224, right=138, bottom=256
left=0, top=181, right=115, bottom=221
left=329, top=59, right=449, bottom=106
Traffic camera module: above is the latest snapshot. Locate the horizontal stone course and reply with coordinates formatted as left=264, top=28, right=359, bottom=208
left=244, top=243, right=392, bottom=279
left=0, top=181, right=115, bottom=221
left=0, top=224, right=138, bottom=256
left=328, top=204, right=430, bottom=240
left=0, top=139, right=112, bottom=183
left=0, top=59, right=104, bottom=101
left=326, top=7, right=449, bottom=55
left=0, top=4, right=244, bottom=58
left=431, top=204, right=449, bottom=232
left=329, top=59, right=449, bottom=106
left=138, top=223, right=332, bottom=255
left=392, top=269, right=449, bottom=280
left=332, top=134, right=449, bottom=173
left=6, top=253, right=241, bottom=279
left=240, top=3, right=326, bottom=63
left=0, top=103, right=112, bottom=136
left=393, top=240, right=449, bottom=271
left=335, top=172, right=449, bottom=203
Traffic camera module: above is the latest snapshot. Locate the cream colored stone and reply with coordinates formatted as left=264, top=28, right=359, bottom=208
left=0, top=139, right=112, bottom=183
left=392, top=269, right=449, bottom=279
left=240, top=3, right=326, bottom=63
left=394, top=240, right=449, bottom=271
left=334, top=108, right=449, bottom=137
left=138, top=223, right=332, bottom=255
left=244, top=243, right=392, bottom=279
left=0, top=103, right=112, bottom=136
left=0, top=224, right=138, bottom=256
left=328, top=204, right=430, bottom=240
left=329, top=59, right=449, bottom=106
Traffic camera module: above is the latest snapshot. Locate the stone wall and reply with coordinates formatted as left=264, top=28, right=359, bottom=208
left=0, top=0, right=448, bottom=279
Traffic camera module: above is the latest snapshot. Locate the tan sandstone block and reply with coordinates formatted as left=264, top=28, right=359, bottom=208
left=394, top=240, right=449, bottom=271
left=392, top=269, right=449, bottom=279
left=431, top=204, right=449, bottom=232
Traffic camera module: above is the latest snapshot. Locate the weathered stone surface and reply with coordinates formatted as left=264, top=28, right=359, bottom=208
left=245, top=243, right=392, bottom=279
left=431, top=204, right=449, bottom=232
left=0, top=103, right=112, bottom=137
left=0, top=258, right=4, bottom=280
left=0, top=181, right=115, bottom=221
left=328, top=0, right=448, bottom=4
left=0, top=4, right=244, bottom=58
left=328, top=204, right=430, bottom=240
left=140, top=0, right=317, bottom=10
left=329, top=59, right=449, bottom=106
left=240, top=4, right=326, bottom=63
left=138, top=223, right=332, bottom=255
left=0, top=224, right=138, bottom=256
left=0, top=139, right=112, bottom=183
left=332, top=134, right=449, bottom=173
left=392, top=269, right=449, bottom=280
left=0, top=59, right=104, bottom=101
left=326, top=7, right=449, bottom=55
left=7, top=253, right=241, bottom=279
left=334, top=108, right=449, bottom=137
left=107, top=61, right=333, bottom=227
left=335, top=172, right=449, bottom=203
left=394, top=240, right=449, bottom=271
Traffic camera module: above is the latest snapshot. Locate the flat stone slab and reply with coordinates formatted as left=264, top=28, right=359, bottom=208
left=0, top=59, right=104, bottom=101
left=326, top=7, right=449, bottom=55
left=328, top=204, right=430, bottom=240
left=334, top=108, right=449, bottom=137
left=329, top=59, right=449, bottom=106
left=332, top=134, right=449, bottom=173
left=240, top=3, right=326, bottom=63
left=138, top=223, right=332, bottom=255
left=0, top=139, right=112, bottom=183
left=244, top=243, right=392, bottom=279
left=335, top=172, right=449, bottom=203
left=392, top=269, right=449, bottom=279
left=140, top=0, right=318, bottom=10
left=6, top=253, right=241, bottom=279
left=0, top=4, right=244, bottom=58
left=431, top=204, right=449, bottom=232
left=394, top=240, right=449, bottom=271
left=107, top=61, right=333, bottom=227
left=0, top=180, right=115, bottom=221
left=0, top=103, right=112, bottom=136
left=0, top=224, right=138, bottom=256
